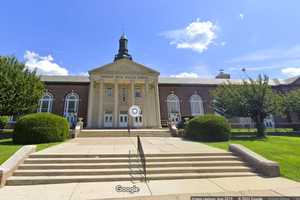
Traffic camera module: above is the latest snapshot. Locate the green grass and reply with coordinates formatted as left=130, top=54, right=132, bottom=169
left=231, top=128, right=293, bottom=133
left=205, top=136, right=300, bottom=182
left=0, top=138, right=62, bottom=164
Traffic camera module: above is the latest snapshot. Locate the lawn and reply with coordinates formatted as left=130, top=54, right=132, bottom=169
left=205, top=136, right=300, bottom=182
left=0, top=138, right=62, bottom=164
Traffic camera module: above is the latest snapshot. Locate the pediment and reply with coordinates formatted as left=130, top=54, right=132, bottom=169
left=89, top=59, right=159, bottom=77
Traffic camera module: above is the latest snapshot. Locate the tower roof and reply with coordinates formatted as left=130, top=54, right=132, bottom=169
left=114, top=34, right=132, bottom=61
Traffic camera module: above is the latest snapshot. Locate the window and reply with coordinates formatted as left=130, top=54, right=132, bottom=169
left=167, top=94, right=180, bottom=114
left=64, top=92, right=79, bottom=114
left=190, top=94, right=204, bottom=116
left=64, top=92, right=79, bottom=126
left=38, top=92, right=53, bottom=112
left=135, top=87, right=141, bottom=98
left=122, top=88, right=127, bottom=102
left=106, top=88, right=112, bottom=97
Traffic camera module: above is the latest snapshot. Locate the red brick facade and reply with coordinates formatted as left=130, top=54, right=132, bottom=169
left=45, top=82, right=89, bottom=125
left=158, top=84, right=216, bottom=121
left=43, top=78, right=300, bottom=128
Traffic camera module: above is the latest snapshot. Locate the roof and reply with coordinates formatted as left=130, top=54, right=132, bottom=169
left=40, top=75, right=299, bottom=86
left=89, top=59, right=160, bottom=75
left=40, top=75, right=89, bottom=83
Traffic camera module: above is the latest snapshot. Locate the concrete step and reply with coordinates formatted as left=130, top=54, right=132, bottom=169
left=78, top=133, right=172, bottom=137
left=24, top=156, right=240, bottom=164
left=78, top=129, right=172, bottom=137
left=14, top=166, right=253, bottom=176
left=29, top=152, right=234, bottom=158
left=18, top=160, right=247, bottom=170
left=6, top=172, right=257, bottom=185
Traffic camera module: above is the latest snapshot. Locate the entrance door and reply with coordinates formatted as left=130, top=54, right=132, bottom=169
left=133, top=115, right=143, bottom=128
left=169, top=113, right=181, bottom=124
left=104, top=113, right=113, bottom=128
left=119, top=114, right=128, bottom=128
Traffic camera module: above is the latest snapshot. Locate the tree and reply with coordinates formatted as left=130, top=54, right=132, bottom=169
left=212, top=75, right=283, bottom=138
left=0, top=56, right=44, bottom=116
left=284, top=89, right=300, bottom=114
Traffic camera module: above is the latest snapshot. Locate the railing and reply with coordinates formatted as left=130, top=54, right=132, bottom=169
left=137, top=135, right=146, bottom=181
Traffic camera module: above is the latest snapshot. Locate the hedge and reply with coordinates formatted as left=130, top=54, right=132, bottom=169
left=13, top=113, right=69, bottom=144
left=185, top=114, right=230, bottom=141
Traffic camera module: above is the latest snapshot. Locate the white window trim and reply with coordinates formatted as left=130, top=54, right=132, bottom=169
left=167, top=94, right=181, bottom=114
left=64, top=92, right=79, bottom=116
left=190, top=94, right=204, bottom=116
left=38, top=92, right=53, bottom=113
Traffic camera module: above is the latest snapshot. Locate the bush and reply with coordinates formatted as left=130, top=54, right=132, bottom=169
left=0, top=116, right=9, bottom=129
left=185, top=114, right=230, bottom=141
left=13, top=113, right=69, bottom=144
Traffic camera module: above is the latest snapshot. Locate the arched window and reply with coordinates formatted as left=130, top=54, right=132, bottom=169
left=64, top=92, right=79, bottom=115
left=167, top=94, right=181, bottom=123
left=64, top=92, right=79, bottom=126
left=167, top=94, right=180, bottom=114
left=38, top=92, right=53, bottom=112
left=190, top=94, right=204, bottom=116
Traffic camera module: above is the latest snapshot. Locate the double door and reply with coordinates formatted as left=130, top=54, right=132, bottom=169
left=119, top=114, right=128, bottom=128
left=104, top=113, right=113, bottom=128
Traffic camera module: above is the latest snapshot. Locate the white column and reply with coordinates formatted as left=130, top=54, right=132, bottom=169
left=87, top=80, right=94, bottom=128
left=130, top=80, right=135, bottom=127
left=144, top=80, right=149, bottom=127
left=98, top=80, right=104, bottom=128
left=131, top=80, right=135, bottom=105
left=113, top=80, right=119, bottom=127
left=154, top=80, right=162, bottom=128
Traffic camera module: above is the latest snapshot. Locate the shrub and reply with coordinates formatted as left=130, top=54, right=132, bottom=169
left=13, top=113, right=69, bottom=144
left=0, top=116, right=9, bottom=129
left=185, top=114, right=230, bottom=141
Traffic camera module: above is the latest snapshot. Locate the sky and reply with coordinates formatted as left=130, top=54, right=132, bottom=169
left=1, top=0, right=300, bottom=79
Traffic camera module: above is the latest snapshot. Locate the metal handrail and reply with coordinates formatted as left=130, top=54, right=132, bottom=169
left=137, top=135, right=146, bottom=181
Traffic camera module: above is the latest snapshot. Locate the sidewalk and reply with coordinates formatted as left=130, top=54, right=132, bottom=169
left=1, top=177, right=300, bottom=200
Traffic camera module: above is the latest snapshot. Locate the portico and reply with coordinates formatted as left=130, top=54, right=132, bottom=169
left=87, top=35, right=161, bottom=128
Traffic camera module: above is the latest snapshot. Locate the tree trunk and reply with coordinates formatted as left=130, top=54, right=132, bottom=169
left=254, top=115, right=266, bottom=138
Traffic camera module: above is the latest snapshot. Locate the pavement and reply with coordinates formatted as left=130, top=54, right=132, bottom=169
left=1, top=177, right=300, bottom=199
left=35, top=137, right=226, bottom=154
left=1, top=137, right=300, bottom=199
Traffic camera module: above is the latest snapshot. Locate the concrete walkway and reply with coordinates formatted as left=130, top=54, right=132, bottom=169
left=1, top=137, right=300, bottom=199
left=35, top=137, right=226, bottom=154
left=1, top=177, right=300, bottom=199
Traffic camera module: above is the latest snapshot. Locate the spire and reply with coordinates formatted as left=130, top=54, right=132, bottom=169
left=114, top=33, right=132, bottom=61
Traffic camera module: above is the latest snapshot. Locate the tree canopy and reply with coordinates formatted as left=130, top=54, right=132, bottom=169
left=212, top=75, right=283, bottom=137
left=284, top=88, right=300, bottom=114
left=0, top=56, right=44, bottom=116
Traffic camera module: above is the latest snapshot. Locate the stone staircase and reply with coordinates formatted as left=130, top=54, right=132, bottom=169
left=78, top=129, right=172, bottom=137
left=6, top=152, right=258, bottom=186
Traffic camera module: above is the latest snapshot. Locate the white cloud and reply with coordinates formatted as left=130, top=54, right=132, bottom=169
left=24, top=51, right=69, bottom=75
left=281, top=67, right=300, bottom=77
left=161, top=19, right=218, bottom=53
left=239, top=13, right=244, bottom=20
left=170, top=72, right=199, bottom=78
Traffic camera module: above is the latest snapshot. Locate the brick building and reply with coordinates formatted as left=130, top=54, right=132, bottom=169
left=39, top=35, right=300, bottom=129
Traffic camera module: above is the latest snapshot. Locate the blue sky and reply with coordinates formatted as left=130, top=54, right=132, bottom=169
left=1, top=0, right=300, bottom=79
